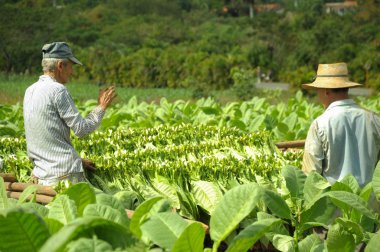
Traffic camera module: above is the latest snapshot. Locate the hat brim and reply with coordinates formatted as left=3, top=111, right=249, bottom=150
left=302, top=79, right=362, bottom=89
left=69, top=56, right=83, bottom=66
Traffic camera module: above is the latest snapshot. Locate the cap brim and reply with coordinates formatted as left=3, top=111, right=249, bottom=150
left=69, top=56, right=82, bottom=66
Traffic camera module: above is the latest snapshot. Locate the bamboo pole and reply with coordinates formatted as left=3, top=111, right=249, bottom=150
left=0, top=173, right=17, bottom=183
left=275, top=140, right=305, bottom=149
left=4, top=182, right=57, bottom=197
left=6, top=191, right=54, bottom=205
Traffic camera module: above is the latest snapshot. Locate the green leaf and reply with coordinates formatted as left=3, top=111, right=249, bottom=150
left=0, top=208, right=50, bottom=252
left=201, top=107, right=220, bottom=115
left=226, top=218, right=282, bottom=252
left=113, top=190, right=140, bottom=210
left=299, top=222, right=328, bottom=233
left=261, top=189, right=291, bottom=220
left=303, top=172, right=330, bottom=204
left=210, top=183, right=260, bottom=248
left=176, top=188, right=199, bottom=220
left=62, top=182, right=96, bottom=216
left=17, top=184, right=38, bottom=204
left=152, top=178, right=180, bottom=209
left=83, top=204, right=130, bottom=228
left=282, top=165, right=306, bottom=198
left=301, top=197, right=336, bottom=229
left=140, top=212, right=188, bottom=250
left=192, top=180, right=223, bottom=215
left=295, top=90, right=303, bottom=102
left=257, top=211, right=289, bottom=240
left=298, top=234, right=323, bottom=252
left=0, top=177, right=9, bottom=209
left=359, top=182, right=373, bottom=202
left=272, top=234, right=294, bottom=252
left=283, top=113, right=298, bottom=132
left=331, top=181, right=354, bottom=193
left=48, top=195, right=77, bottom=225
left=248, top=115, right=265, bottom=131
left=365, top=230, right=380, bottom=252
left=229, top=119, right=246, bottom=131
left=326, top=223, right=355, bottom=252
left=66, top=237, right=113, bottom=252
left=171, top=222, right=205, bottom=252
left=340, top=174, right=360, bottom=195
left=40, top=217, right=136, bottom=252
left=329, top=182, right=352, bottom=213
left=277, top=123, right=289, bottom=134
left=96, top=193, right=125, bottom=213
left=21, top=202, right=49, bottom=217
left=324, top=191, right=377, bottom=220
left=372, top=162, right=380, bottom=202
left=130, top=197, right=164, bottom=238
left=335, top=217, right=364, bottom=244
left=44, top=218, right=64, bottom=235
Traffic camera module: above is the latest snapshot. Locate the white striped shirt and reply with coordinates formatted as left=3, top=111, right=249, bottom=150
left=23, top=75, right=105, bottom=181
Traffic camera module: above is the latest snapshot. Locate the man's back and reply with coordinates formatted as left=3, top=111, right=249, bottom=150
left=24, top=75, right=82, bottom=180
left=303, top=99, right=380, bottom=186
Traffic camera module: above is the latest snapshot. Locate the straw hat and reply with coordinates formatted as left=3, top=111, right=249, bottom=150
left=302, top=62, right=362, bottom=89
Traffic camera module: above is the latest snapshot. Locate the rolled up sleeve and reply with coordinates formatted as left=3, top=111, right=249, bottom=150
left=303, top=121, right=324, bottom=175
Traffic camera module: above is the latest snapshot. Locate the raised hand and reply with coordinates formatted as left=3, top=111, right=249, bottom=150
left=98, top=86, right=117, bottom=110
left=82, top=158, right=96, bottom=172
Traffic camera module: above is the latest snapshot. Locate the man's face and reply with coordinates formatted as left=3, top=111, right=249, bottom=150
left=57, top=60, right=73, bottom=84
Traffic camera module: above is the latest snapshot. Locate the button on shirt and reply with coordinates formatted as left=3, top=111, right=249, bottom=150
left=24, top=75, right=105, bottom=181
left=303, top=99, right=380, bottom=187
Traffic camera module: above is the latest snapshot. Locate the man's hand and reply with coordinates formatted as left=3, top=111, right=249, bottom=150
left=82, top=158, right=96, bottom=172
left=98, top=86, right=117, bottom=110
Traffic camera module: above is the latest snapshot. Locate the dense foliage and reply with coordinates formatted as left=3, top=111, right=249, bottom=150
left=1, top=0, right=380, bottom=90
left=1, top=164, right=380, bottom=251
left=2, top=92, right=380, bottom=140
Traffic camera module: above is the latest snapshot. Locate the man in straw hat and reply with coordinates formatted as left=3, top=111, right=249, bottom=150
left=24, top=42, right=117, bottom=186
left=302, top=62, right=380, bottom=188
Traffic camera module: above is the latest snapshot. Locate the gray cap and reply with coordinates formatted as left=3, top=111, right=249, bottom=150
left=42, top=42, right=82, bottom=65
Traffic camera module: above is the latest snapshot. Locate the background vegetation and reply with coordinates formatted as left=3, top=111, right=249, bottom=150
left=1, top=0, right=379, bottom=92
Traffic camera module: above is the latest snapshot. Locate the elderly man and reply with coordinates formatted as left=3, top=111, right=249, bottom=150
left=302, top=62, right=380, bottom=188
left=24, top=42, right=116, bottom=186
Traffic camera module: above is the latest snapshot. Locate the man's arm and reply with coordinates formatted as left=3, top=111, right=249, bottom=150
left=302, top=121, right=324, bottom=175
left=55, top=88, right=105, bottom=138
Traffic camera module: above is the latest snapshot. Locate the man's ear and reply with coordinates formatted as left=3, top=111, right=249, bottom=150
left=324, top=88, right=330, bottom=96
left=56, top=60, right=65, bottom=70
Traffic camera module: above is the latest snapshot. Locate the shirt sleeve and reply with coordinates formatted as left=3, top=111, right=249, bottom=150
left=374, top=113, right=380, bottom=162
left=302, top=121, right=324, bottom=175
left=55, top=88, right=105, bottom=138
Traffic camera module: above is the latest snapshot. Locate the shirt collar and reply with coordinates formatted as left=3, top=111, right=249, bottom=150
left=326, top=99, right=356, bottom=111
left=39, top=75, right=57, bottom=82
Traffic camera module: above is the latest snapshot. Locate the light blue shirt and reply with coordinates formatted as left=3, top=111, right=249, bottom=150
left=303, top=99, right=380, bottom=187
left=24, top=75, right=105, bottom=183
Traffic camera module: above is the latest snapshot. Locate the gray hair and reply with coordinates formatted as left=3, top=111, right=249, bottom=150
left=42, top=58, right=68, bottom=72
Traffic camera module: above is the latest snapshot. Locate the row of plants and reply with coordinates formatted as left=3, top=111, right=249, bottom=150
left=2, top=92, right=380, bottom=140
left=0, top=124, right=302, bottom=219
left=1, top=164, right=380, bottom=251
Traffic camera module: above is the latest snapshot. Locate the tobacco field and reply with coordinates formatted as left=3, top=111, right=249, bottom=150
left=1, top=93, right=380, bottom=251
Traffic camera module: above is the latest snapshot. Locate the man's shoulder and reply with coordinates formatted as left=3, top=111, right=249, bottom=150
left=27, top=78, right=67, bottom=93
left=318, top=103, right=378, bottom=125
